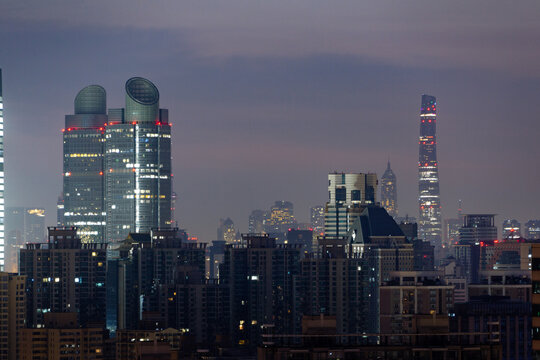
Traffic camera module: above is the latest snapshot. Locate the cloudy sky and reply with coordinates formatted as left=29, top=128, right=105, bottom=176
left=2, top=1, right=540, bottom=241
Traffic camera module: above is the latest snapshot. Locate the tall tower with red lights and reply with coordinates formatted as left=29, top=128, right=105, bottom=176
left=418, top=94, right=442, bottom=247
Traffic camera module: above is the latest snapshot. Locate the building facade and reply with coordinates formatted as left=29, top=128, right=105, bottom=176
left=418, top=94, right=442, bottom=247
left=19, top=227, right=107, bottom=328
left=0, top=272, right=25, bottom=360
left=325, top=172, right=377, bottom=238
left=0, top=70, right=5, bottom=270
left=63, top=86, right=107, bottom=243
left=5, top=207, right=45, bottom=272
left=105, top=78, right=172, bottom=242
left=380, top=161, right=397, bottom=218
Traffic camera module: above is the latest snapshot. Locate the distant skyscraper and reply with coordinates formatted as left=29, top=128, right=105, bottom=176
left=56, top=194, right=65, bottom=227
left=5, top=207, right=45, bottom=272
left=0, top=70, right=5, bottom=270
left=310, top=205, right=325, bottom=236
left=380, top=161, right=397, bottom=218
left=324, top=172, right=377, bottom=237
left=63, top=85, right=107, bottom=243
left=105, top=77, right=172, bottom=242
left=217, top=217, right=237, bottom=244
left=418, top=94, right=442, bottom=246
left=502, top=219, right=521, bottom=239
left=525, top=220, right=540, bottom=240
left=263, top=201, right=296, bottom=235
left=248, top=210, right=265, bottom=234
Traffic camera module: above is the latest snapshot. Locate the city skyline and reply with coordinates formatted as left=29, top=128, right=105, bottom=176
left=2, top=2, right=540, bottom=242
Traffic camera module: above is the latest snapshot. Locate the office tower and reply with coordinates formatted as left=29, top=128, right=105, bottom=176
left=0, top=272, right=26, bottom=360
left=525, top=220, right=540, bottom=240
left=248, top=209, right=265, bottom=233
left=217, top=217, right=237, bottom=244
left=324, top=172, right=377, bottom=238
left=454, top=214, right=498, bottom=284
left=459, top=214, right=498, bottom=245
left=380, top=161, right=397, bottom=218
left=56, top=195, right=65, bottom=226
left=63, top=85, right=107, bottom=243
left=0, top=70, right=5, bottom=271
left=220, top=234, right=301, bottom=348
left=310, top=205, right=324, bottom=236
left=264, top=201, right=297, bottom=234
left=19, top=313, right=104, bottom=360
left=5, top=207, right=45, bottom=272
left=348, top=206, right=414, bottom=284
left=19, top=227, right=107, bottom=328
left=418, top=94, right=442, bottom=246
left=502, top=219, right=521, bottom=239
left=105, top=77, right=172, bottom=242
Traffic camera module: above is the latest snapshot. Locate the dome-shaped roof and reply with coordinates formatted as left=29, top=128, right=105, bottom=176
left=125, top=77, right=159, bottom=105
left=74, top=85, right=106, bottom=114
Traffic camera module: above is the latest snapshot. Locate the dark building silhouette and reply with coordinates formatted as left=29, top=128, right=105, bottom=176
left=220, top=234, right=302, bottom=348
left=418, top=94, right=442, bottom=247
left=19, top=227, right=107, bottom=328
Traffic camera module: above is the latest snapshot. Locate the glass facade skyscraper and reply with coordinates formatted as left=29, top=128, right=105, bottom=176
left=0, top=69, right=4, bottom=270
left=105, top=77, right=172, bottom=242
left=63, top=85, right=107, bottom=242
left=418, top=94, right=442, bottom=246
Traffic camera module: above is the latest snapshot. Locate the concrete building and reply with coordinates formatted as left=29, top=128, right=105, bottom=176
left=310, top=205, right=325, bottom=237
left=19, top=227, right=107, bottom=328
left=453, top=296, right=530, bottom=360
left=19, top=313, right=104, bottom=360
left=380, top=271, right=454, bottom=344
left=0, top=272, right=25, bottom=360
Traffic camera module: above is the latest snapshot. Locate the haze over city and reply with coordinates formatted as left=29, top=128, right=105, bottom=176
left=2, top=1, right=540, bottom=242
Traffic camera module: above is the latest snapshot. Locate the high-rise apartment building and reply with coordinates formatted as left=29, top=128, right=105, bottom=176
left=380, top=161, right=397, bottom=218
left=221, top=234, right=301, bottom=348
left=324, top=172, right=377, bottom=237
left=0, top=70, right=5, bottom=270
left=105, top=77, right=172, bottom=242
left=418, top=95, right=442, bottom=247
left=19, top=227, right=107, bottom=328
left=63, top=86, right=107, bottom=243
left=0, top=272, right=26, bottom=360
left=5, top=207, right=45, bottom=272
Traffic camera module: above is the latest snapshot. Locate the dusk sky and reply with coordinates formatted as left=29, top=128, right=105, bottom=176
left=2, top=1, right=540, bottom=242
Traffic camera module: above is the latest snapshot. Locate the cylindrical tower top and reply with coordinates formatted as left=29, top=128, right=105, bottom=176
left=74, top=85, right=106, bottom=115
left=125, top=77, right=159, bottom=123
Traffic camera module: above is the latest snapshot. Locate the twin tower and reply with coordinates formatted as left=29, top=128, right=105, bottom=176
left=63, top=77, right=172, bottom=243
